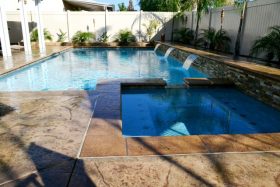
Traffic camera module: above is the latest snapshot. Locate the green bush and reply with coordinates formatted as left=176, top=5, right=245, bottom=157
left=56, top=29, right=67, bottom=42
left=174, top=28, right=194, bottom=45
left=72, top=31, right=95, bottom=44
left=115, top=29, right=136, bottom=45
left=30, top=28, right=53, bottom=42
left=198, top=28, right=231, bottom=52
left=250, top=26, right=280, bottom=62
left=118, top=3, right=127, bottom=11
left=143, top=20, right=160, bottom=41
left=98, top=32, right=109, bottom=42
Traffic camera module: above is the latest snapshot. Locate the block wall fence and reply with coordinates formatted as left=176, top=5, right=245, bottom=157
left=5, top=0, right=280, bottom=57
left=6, top=11, right=174, bottom=44
left=180, top=0, right=280, bottom=56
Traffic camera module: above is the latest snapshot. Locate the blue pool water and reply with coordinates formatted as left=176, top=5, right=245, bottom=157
left=0, top=48, right=206, bottom=91
left=122, top=88, right=280, bottom=136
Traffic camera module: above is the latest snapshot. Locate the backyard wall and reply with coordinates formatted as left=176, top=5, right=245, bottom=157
left=180, top=0, right=280, bottom=57
left=6, top=11, right=174, bottom=43
left=5, top=0, right=280, bottom=58
left=157, top=43, right=280, bottom=110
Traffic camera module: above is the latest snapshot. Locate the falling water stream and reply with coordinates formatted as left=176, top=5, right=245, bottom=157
left=183, top=54, right=198, bottom=70
left=164, top=47, right=175, bottom=58
left=154, top=44, right=161, bottom=52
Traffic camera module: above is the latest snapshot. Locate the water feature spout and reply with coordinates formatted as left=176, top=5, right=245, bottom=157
left=154, top=44, right=161, bottom=52
left=183, top=54, right=198, bottom=70
left=164, top=47, right=175, bottom=58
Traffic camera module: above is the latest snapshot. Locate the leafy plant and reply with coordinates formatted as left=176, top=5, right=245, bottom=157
left=115, top=29, right=136, bottom=45
left=30, top=28, right=53, bottom=42
left=250, top=26, right=280, bottom=62
left=192, top=0, right=230, bottom=42
left=72, top=31, right=95, bottom=44
left=139, top=0, right=181, bottom=11
left=174, top=28, right=194, bottom=44
left=98, top=32, right=109, bottom=42
left=143, top=20, right=160, bottom=41
left=198, top=28, right=231, bottom=51
left=56, top=29, right=67, bottom=42
left=118, top=3, right=127, bottom=11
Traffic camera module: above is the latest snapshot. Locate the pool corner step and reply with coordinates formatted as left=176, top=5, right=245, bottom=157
left=121, top=78, right=167, bottom=87
left=184, top=78, right=233, bottom=87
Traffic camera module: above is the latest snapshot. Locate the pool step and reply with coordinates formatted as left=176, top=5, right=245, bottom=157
left=184, top=78, right=233, bottom=87
left=121, top=78, right=167, bottom=87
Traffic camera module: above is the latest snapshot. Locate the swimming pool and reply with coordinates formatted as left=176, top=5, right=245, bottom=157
left=0, top=48, right=206, bottom=91
left=122, top=87, right=280, bottom=136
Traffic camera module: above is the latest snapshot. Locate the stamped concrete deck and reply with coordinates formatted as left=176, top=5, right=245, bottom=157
left=0, top=90, right=98, bottom=186
left=0, top=52, right=280, bottom=186
left=70, top=152, right=280, bottom=187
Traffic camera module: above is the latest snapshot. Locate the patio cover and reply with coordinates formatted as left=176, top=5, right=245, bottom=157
left=63, top=0, right=114, bottom=11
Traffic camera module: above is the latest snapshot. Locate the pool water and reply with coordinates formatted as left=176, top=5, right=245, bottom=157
left=122, top=87, right=280, bottom=136
left=0, top=48, right=206, bottom=91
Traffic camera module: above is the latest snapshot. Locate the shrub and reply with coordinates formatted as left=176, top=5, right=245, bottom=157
left=250, top=26, right=280, bottom=62
left=118, top=3, right=127, bottom=11
left=197, top=28, right=231, bottom=52
left=56, top=29, right=67, bottom=42
left=98, top=32, right=109, bottom=42
left=72, top=31, right=95, bottom=44
left=174, top=28, right=194, bottom=45
left=115, top=29, right=136, bottom=45
left=143, top=20, right=160, bottom=41
left=30, top=28, right=53, bottom=42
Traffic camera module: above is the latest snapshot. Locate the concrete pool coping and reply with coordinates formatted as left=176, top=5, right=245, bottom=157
left=0, top=45, right=155, bottom=78
left=0, top=46, right=73, bottom=77
left=80, top=78, right=280, bottom=158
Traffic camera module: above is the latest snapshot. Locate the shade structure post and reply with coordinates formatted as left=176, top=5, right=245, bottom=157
left=0, top=5, right=12, bottom=58
left=104, top=6, right=107, bottom=34
left=19, top=0, right=32, bottom=55
left=34, top=0, right=46, bottom=53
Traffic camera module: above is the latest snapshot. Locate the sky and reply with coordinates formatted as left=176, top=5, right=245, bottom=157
left=97, top=0, right=140, bottom=10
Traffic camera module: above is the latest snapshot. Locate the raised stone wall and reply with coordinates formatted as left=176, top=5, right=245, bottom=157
left=157, top=44, right=280, bottom=110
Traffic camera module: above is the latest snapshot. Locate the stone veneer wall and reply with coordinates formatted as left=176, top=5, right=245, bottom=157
left=157, top=44, right=280, bottom=110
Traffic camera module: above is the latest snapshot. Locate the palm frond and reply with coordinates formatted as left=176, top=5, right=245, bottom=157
left=250, top=25, right=280, bottom=62
left=174, top=28, right=194, bottom=44
left=197, top=28, right=231, bottom=51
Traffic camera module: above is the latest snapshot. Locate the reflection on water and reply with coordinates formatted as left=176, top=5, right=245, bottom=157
left=0, top=48, right=206, bottom=91
left=3, top=57, right=14, bottom=70
left=122, top=88, right=280, bottom=136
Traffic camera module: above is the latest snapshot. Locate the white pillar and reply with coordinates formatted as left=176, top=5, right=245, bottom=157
left=19, top=0, right=32, bottom=55
left=34, top=0, right=46, bottom=53
left=67, top=10, right=70, bottom=42
left=0, top=5, right=12, bottom=58
left=104, top=6, right=107, bottom=33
